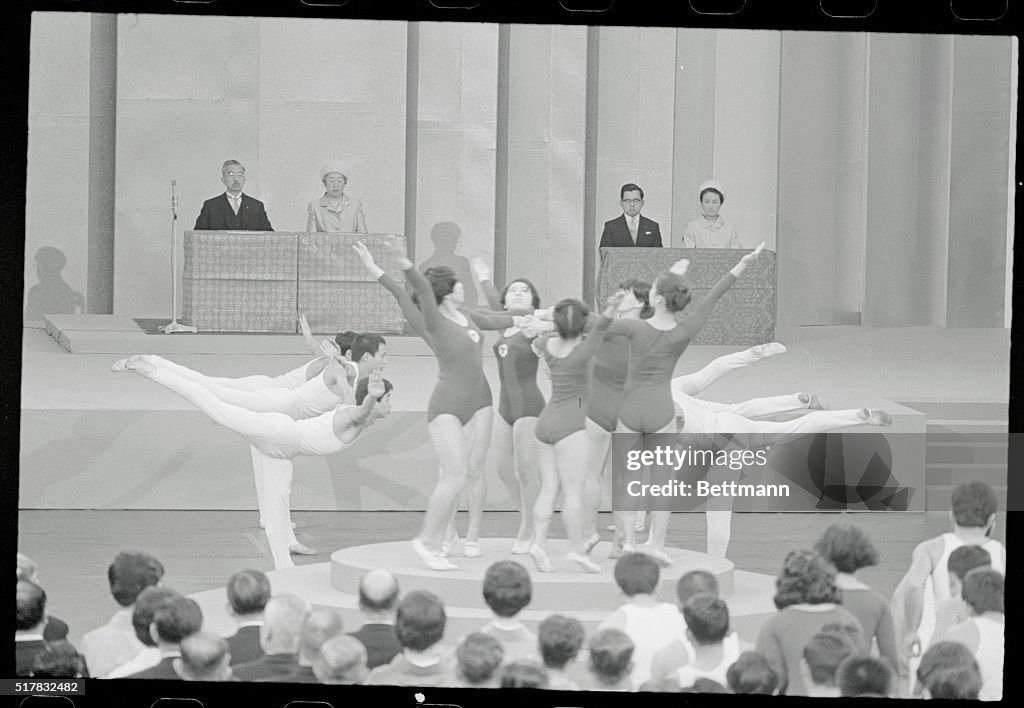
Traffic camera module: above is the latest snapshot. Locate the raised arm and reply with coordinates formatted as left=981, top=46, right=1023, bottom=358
left=466, top=308, right=516, bottom=331
left=471, top=257, right=505, bottom=312
left=678, top=242, right=764, bottom=334
left=570, top=296, right=619, bottom=359
left=353, top=240, right=427, bottom=339
left=297, top=314, right=331, bottom=357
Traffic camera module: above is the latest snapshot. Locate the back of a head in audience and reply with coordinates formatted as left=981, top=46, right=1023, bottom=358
left=924, top=665, right=983, bottom=700
left=358, top=568, right=400, bottom=617
left=313, top=635, right=369, bottom=685
left=683, top=595, right=729, bottom=646
left=801, top=630, right=858, bottom=692
left=482, top=561, right=531, bottom=618
left=818, top=621, right=868, bottom=654
left=298, top=608, right=345, bottom=664
left=614, top=553, right=660, bottom=597
left=152, top=597, right=203, bottom=646
left=836, top=655, right=892, bottom=697
left=456, top=632, right=503, bottom=685
left=947, top=544, right=992, bottom=597
left=773, top=550, right=839, bottom=609
left=16, top=554, right=39, bottom=584
left=676, top=569, right=719, bottom=607
left=132, top=586, right=181, bottom=646
left=109, top=552, right=165, bottom=607
left=726, top=651, right=778, bottom=695
left=588, top=628, right=634, bottom=686
left=227, top=569, right=271, bottom=617
left=813, top=523, right=879, bottom=574
left=16, top=580, right=46, bottom=632
left=261, top=594, right=312, bottom=655
left=30, top=641, right=88, bottom=678
left=500, top=660, right=549, bottom=689
left=395, top=590, right=446, bottom=652
left=538, top=614, right=584, bottom=670
left=682, top=677, right=729, bottom=694
left=178, top=632, right=231, bottom=681
left=951, top=480, right=998, bottom=529
left=917, top=641, right=979, bottom=690
left=961, top=567, right=1003, bottom=615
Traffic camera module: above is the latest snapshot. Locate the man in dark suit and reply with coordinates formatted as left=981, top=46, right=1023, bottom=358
left=599, top=183, right=663, bottom=248
left=225, top=569, right=271, bottom=666
left=349, top=569, right=402, bottom=669
left=16, top=581, right=52, bottom=676
left=194, top=160, right=273, bottom=231
left=17, top=555, right=70, bottom=644
left=232, top=594, right=311, bottom=682
left=126, top=596, right=203, bottom=679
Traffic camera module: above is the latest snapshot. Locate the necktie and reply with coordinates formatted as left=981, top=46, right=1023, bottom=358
left=230, top=195, right=240, bottom=215
left=629, top=217, right=638, bottom=243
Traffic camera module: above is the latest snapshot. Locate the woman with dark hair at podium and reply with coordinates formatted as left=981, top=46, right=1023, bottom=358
left=681, top=180, right=742, bottom=249
left=306, top=161, right=367, bottom=233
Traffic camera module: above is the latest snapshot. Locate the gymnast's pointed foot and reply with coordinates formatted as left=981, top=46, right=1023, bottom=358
left=412, top=538, right=458, bottom=571
left=511, top=537, right=533, bottom=555
left=799, top=393, right=828, bottom=410
left=637, top=543, right=673, bottom=567
left=463, top=541, right=481, bottom=559
left=528, top=544, right=554, bottom=573
left=584, top=533, right=602, bottom=555
left=112, top=354, right=156, bottom=375
left=289, top=543, right=317, bottom=556
left=858, top=408, right=893, bottom=426
left=440, top=529, right=460, bottom=558
left=750, top=342, right=787, bottom=359
left=567, top=552, right=601, bottom=573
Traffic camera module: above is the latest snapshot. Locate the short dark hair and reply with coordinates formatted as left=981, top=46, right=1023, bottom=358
left=836, top=655, right=892, bottom=697
left=395, top=591, right=446, bottom=651
left=726, top=651, right=778, bottom=694
left=773, top=550, right=840, bottom=609
left=803, top=631, right=857, bottom=686
left=16, top=581, right=46, bottom=630
left=335, top=330, right=357, bottom=355
left=132, top=586, right=182, bottom=646
left=351, top=333, right=386, bottom=363
left=699, top=187, right=724, bottom=204
left=355, top=376, right=393, bottom=405
left=153, top=597, right=203, bottom=644
left=620, top=183, right=644, bottom=200
left=653, top=272, right=691, bottom=313
left=951, top=481, right=998, bottom=527
left=424, top=266, right=458, bottom=304
left=30, top=641, right=89, bottom=678
left=813, top=524, right=879, bottom=574
left=613, top=553, right=660, bottom=597
left=551, top=298, right=590, bottom=340
left=961, top=568, right=1003, bottom=614
left=917, top=641, right=979, bottom=688
left=482, top=561, right=532, bottom=618
left=925, top=665, right=983, bottom=700
left=684, top=677, right=728, bottom=694
left=500, top=660, right=549, bottom=688
left=947, top=544, right=992, bottom=583
left=677, top=570, right=719, bottom=605
left=819, top=622, right=868, bottom=654
left=108, top=552, right=165, bottom=607
left=683, top=595, right=730, bottom=645
left=456, top=633, right=503, bottom=684
left=500, top=279, right=541, bottom=310
left=588, top=628, right=633, bottom=684
left=538, top=614, right=584, bottom=669
left=227, top=569, right=271, bottom=615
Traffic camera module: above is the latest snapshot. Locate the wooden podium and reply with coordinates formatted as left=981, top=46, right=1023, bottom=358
left=181, top=231, right=408, bottom=333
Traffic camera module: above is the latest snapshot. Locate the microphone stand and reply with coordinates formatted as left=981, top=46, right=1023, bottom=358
left=162, top=179, right=198, bottom=334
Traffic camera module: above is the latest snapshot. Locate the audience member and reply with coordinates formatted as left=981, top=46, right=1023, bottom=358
left=479, top=561, right=536, bottom=661
left=448, top=633, right=504, bottom=688
left=106, top=586, right=181, bottom=677
left=599, top=183, right=662, bottom=248
left=313, top=635, right=369, bottom=685
left=349, top=568, right=402, bottom=669
left=924, top=665, right=983, bottom=700
left=537, top=615, right=584, bottom=691
left=306, top=162, right=367, bottom=233
left=29, top=640, right=89, bottom=678
left=233, top=594, right=311, bottom=682
left=81, top=551, right=164, bottom=677
left=726, top=651, right=778, bottom=695
left=799, top=630, right=859, bottom=698
left=578, top=628, right=634, bottom=691
left=16, top=554, right=70, bottom=643
left=366, top=590, right=453, bottom=686
left=681, top=180, right=741, bottom=249
left=682, top=677, right=729, bottom=694
left=16, top=581, right=55, bottom=676
left=598, top=553, right=686, bottom=687
left=754, top=549, right=860, bottom=695
left=174, top=632, right=234, bottom=681
left=673, top=596, right=733, bottom=689
left=500, top=660, right=549, bottom=689
left=225, top=569, right=272, bottom=666
left=932, top=544, right=992, bottom=644
left=915, top=640, right=979, bottom=698
left=938, top=568, right=1003, bottom=701
left=126, top=596, right=203, bottom=679
left=836, top=655, right=893, bottom=697
left=285, top=608, right=345, bottom=682
left=195, top=160, right=273, bottom=231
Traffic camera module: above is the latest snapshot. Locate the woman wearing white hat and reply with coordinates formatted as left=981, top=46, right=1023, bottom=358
left=681, top=180, right=742, bottom=249
left=307, top=162, right=368, bottom=233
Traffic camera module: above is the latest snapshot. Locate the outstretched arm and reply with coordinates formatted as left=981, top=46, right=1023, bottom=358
left=354, top=240, right=427, bottom=339
left=466, top=309, right=516, bottom=331
left=471, top=258, right=504, bottom=312
left=678, top=242, right=765, bottom=335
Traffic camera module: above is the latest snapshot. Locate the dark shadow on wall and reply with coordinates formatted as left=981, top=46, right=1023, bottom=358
left=417, top=221, right=478, bottom=308
left=24, top=246, right=85, bottom=320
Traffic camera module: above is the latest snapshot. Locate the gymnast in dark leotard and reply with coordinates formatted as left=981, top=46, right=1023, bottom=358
left=472, top=260, right=546, bottom=554
left=605, top=243, right=766, bottom=565
left=355, top=238, right=519, bottom=570
left=528, top=295, right=618, bottom=574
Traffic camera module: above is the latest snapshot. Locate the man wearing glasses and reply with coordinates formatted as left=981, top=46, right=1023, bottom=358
left=599, top=183, right=662, bottom=248
left=195, top=160, right=274, bottom=231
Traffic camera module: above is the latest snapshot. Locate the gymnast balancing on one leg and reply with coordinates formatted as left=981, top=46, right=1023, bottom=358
left=355, top=237, right=522, bottom=571
left=112, top=356, right=392, bottom=570
left=470, top=259, right=546, bottom=555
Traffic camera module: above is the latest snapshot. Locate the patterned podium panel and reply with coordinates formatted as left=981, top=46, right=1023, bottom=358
left=298, top=234, right=408, bottom=334
left=182, top=232, right=298, bottom=332
left=597, top=248, right=776, bottom=345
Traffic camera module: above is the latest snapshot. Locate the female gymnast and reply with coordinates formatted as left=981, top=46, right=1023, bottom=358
left=471, top=259, right=546, bottom=554
left=112, top=355, right=391, bottom=570
left=528, top=295, right=619, bottom=573
left=354, top=238, right=520, bottom=570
